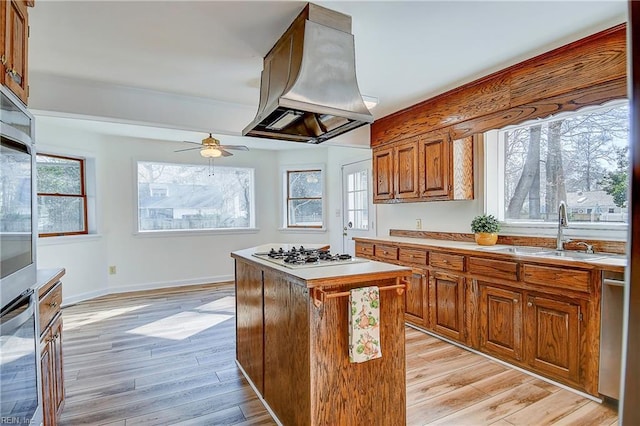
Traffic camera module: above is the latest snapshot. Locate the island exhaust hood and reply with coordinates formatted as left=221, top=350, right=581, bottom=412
left=242, top=3, right=373, bottom=144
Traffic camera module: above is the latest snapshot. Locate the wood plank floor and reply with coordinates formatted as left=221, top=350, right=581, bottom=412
left=59, top=283, right=618, bottom=425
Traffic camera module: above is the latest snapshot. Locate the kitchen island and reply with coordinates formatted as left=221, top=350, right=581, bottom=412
left=231, top=245, right=412, bottom=425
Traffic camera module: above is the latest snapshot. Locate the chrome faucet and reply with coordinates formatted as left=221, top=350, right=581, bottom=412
left=557, top=201, right=570, bottom=250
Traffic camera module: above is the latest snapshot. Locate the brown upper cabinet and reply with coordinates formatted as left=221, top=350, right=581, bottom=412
left=2, top=0, right=32, bottom=105
left=373, top=140, right=420, bottom=202
left=373, top=134, right=474, bottom=203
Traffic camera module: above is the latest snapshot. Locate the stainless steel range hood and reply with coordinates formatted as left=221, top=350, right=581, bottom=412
left=242, top=3, right=373, bottom=144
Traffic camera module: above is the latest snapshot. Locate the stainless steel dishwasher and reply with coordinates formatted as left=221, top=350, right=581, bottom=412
left=599, top=271, right=625, bottom=399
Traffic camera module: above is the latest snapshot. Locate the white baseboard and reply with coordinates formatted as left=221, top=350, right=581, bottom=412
left=61, top=274, right=234, bottom=306
left=62, top=289, right=109, bottom=307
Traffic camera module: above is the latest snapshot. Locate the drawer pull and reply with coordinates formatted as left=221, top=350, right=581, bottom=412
left=50, top=302, right=58, bottom=308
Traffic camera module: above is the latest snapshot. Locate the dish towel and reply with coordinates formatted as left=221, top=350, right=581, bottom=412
left=349, top=286, right=382, bottom=363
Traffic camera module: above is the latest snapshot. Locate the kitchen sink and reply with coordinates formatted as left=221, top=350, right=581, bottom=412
left=478, top=246, right=551, bottom=255
left=478, top=246, right=624, bottom=261
left=531, top=250, right=625, bottom=261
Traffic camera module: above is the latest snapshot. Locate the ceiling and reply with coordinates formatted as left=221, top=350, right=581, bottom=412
left=27, top=0, right=627, bottom=150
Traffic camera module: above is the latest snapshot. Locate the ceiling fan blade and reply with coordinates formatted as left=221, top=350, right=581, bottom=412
left=219, top=149, right=234, bottom=157
left=218, top=145, right=249, bottom=151
left=174, top=147, right=202, bottom=152
left=181, top=140, right=202, bottom=145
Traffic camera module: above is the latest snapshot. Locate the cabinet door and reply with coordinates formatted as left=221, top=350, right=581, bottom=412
left=429, top=270, right=465, bottom=342
left=525, top=294, right=581, bottom=383
left=0, top=0, right=6, bottom=86
left=51, top=315, right=65, bottom=419
left=405, top=269, right=428, bottom=326
left=4, top=0, right=29, bottom=104
left=419, top=136, right=450, bottom=199
left=479, top=283, right=523, bottom=361
left=394, top=142, right=419, bottom=199
left=40, top=331, right=55, bottom=426
left=373, top=147, right=394, bottom=201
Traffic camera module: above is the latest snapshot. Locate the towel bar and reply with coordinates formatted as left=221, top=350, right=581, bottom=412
left=312, top=281, right=407, bottom=308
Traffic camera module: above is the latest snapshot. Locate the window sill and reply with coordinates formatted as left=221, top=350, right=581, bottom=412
left=278, top=227, right=327, bottom=234
left=134, top=228, right=260, bottom=238
left=38, top=234, right=103, bottom=246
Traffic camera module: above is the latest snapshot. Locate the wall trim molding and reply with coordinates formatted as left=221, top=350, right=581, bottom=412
left=61, top=275, right=235, bottom=306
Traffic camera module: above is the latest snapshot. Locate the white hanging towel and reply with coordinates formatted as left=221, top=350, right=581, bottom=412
left=349, top=286, right=382, bottom=363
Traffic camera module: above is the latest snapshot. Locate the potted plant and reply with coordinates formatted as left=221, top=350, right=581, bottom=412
left=471, top=214, right=500, bottom=245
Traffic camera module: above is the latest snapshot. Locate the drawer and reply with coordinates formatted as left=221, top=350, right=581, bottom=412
left=398, top=247, right=428, bottom=266
left=522, top=264, right=591, bottom=293
left=39, top=281, right=62, bottom=334
left=355, top=242, right=375, bottom=258
left=430, top=252, right=464, bottom=271
left=375, top=244, right=399, bottom=261
left=468, top=257, right=518, bottom=281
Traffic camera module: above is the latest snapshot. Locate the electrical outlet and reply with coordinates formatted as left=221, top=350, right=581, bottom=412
left=109, top=265, right=117, bottom=275
left=416, top=219, right=422, bottom=230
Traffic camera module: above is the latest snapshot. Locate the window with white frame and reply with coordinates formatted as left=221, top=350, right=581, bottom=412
left=37, top=153, right=88, bottom=236
left=284, top=168, right=324, bottom=229
left=137, top=161, right=255, bottom=232
left=486, top=101, right=629, bottom=231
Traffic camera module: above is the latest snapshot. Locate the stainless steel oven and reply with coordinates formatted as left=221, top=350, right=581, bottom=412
left=1, top=85, right=36, bottom=310
left=0, top=289, right=42, bottom=424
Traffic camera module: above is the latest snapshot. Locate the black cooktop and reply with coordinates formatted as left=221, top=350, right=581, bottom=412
left=252, top=246, right=366, bottom=269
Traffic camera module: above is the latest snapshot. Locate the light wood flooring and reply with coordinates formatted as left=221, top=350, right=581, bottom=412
left=59, top=283, right=618, bottom=425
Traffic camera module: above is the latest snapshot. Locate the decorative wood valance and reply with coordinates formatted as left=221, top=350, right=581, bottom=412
left=371, top=24, right=627, bottom=147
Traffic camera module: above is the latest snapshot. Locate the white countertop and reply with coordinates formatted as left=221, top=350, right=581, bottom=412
left=231, top=244, right=411, bottom=284
left=355, top=236, right=628, bottom=270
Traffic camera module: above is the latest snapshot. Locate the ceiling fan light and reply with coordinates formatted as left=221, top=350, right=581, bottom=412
left=201, top=147, right=222, bottom=158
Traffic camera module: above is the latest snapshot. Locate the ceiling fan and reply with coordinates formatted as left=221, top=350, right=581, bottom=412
left=174, top=133, right=249, bottom=158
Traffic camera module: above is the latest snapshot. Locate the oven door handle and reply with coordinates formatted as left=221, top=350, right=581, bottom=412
left=0, top=289, right=35, bottom=335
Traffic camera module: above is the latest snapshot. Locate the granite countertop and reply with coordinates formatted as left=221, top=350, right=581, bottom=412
left=354, top=236, right=627, bottom=271
left=231, top=244, right=411, bottom=287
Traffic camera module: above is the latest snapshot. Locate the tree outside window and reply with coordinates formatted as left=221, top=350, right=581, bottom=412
left=287, top=170, right=323, bottom=228
left=503, top=103, right=629, bottom=224
left=37, top=154, right=87, bottom=236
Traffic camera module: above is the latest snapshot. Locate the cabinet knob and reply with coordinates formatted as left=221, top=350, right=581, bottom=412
left=527, top=302, right=533, bottom=307
left=50, top=302, right=57, bottom=308
left=513, top=299, right=518, bottom=303
left=0, top=55, right=6, bottom=65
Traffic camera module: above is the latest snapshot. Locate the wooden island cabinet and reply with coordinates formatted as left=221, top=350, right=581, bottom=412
left=232, top=246, right=411, bottom=425
left=354, top=237, right=621, bottom=397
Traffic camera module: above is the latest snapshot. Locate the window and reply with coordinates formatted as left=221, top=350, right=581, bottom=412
left=137, top=161, right=254, bottom=232
left=36, top=154, right=87, bottom=236
left=285, top=169, right=323, bottom=228
left=489, top=101, right=629, bottom=230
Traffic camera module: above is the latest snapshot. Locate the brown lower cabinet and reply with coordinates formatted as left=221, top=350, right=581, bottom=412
left=525, top=294, right=582, bottom=384
left=429, top=270, right=466, bottom=343
left=41, top=314, right=64, bottom=426
left=354, top=239, right=602, bottom=396
left=478, top=283, right=523, bottom=361
left=405, top=269, right=428, bottom=325
left=38, top=274, right=65, bottom=426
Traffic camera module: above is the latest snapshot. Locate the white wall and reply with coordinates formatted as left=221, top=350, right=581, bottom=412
left=35, top=117, right=344, bottom=304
